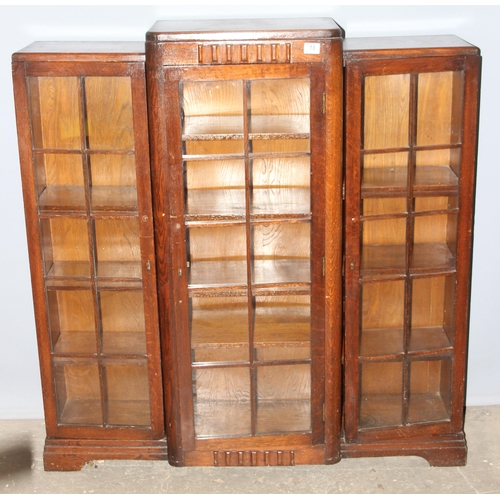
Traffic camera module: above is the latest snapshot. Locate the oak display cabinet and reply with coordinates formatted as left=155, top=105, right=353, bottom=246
left=12, top=43, right=166, bottom=470
left=146, top=18, right=344, bottom=466
left=12, top=21, right=480, bottom=470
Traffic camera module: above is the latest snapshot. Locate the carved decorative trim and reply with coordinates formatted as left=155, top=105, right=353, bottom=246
left=197, top=43, right=292, bottom=64
left=213, top=450, right=295, bottom=466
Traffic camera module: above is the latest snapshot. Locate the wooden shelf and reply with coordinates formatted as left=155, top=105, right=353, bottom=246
left=58, top=398, right=103, bottom=425
left=360, top=329, right=404, bottom=358
left=253, top=259, right=310, bottom=286
left=194, top=400, right=310, bottom=438
left=52, top=330, right=148, bottom=356
left=96, top=261, right=142, bottom=279
left=359, top=395, right=403, bottom=429
left=46, top=261, right=91, bottom=279
left=360, top=327, right=452, bottom=360
left=361, top=165, right=458, bottom=197
left=39, top=186, right=86, bottom=213
left=185, top=187, right=310, bottom=222
left=188, top=258, right=310, bottom=290
left=38, top=186, right=138, bottom=213
left=409, top=327, right=452, bottom=354
left=191, top=311, right=309, bottom=349
left=106, top=400, right=151, bottom=427
left=183, top=114, right=310, bottom=140
left=189, top=260, right=248, bottom=289
left=92, top=186, right=138, bottom=213
left=53, top=331, right=96, bottom=354
left=407, top=393, right=450, bottom=424
left=361, top=242, right=455, bottom=277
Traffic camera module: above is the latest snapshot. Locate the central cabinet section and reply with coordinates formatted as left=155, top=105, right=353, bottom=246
left=147, top=18, right=343, bottom=466
left=164, top=66, right=328, bottom=445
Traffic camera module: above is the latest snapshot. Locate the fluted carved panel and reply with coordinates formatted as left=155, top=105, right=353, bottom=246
left=213, top=449, right=295, bottom=466
left=198, top=43, right=292, bottom=64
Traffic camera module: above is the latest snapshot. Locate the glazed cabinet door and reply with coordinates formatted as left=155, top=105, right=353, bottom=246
left=12, top=47, right=165, bottom=468
left=343, top=45, right=480, bottom=465
left=151, top=59, right=341, bottom=465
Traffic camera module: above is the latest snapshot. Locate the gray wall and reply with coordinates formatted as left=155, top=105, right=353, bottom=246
left=1, top=5, right=498, bottom=418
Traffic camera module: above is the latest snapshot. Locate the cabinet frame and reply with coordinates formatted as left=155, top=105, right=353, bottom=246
left=342, top=38, right=480, bottom=466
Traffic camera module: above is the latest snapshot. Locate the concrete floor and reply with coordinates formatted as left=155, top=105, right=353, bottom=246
left=1, top=406, right=499, bottom=494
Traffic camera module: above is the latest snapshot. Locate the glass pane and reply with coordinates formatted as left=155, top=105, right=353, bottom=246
left=104, top=360, right=151, bottom=426
left=360, top=361, right=403, bottom=429
left=35, top=153, right=85, bottom=212
left=251, top=157, right=310, bottom=218
left=187, top=225, right=247, bottom=288
left=362, top=152, right=408, bottom=196
left=49, top=289, right=96, bottom=354
left=250, top=78, right=310, bottom=138
left=182, top=81, right=244, bottom=139
left=94, top=218, right=141, bottom=279
left=410, top=276, right=454, bottom=353
left=363, top=198, right=407, bottom=216
left=361, top=280, right=404, bottom=357
left=40, top=218, right=90, bottom=278
left=190, top=296, right=249, bottom=363
left=417, top=71, right=463, bottom=147
left=256, top=364, right=311, bottom=435
left=412, top=213, right=457, bottom=272
left=254, top=295, right=310, bottom=362
left=193, top=366, right=251, bottom=438
left=85, top=77, right=135, bottom=150
left=100, top=290, right=147, bottom=355
left=29, top=76, right=81, bottom=150
left=363, top=74, right=410, bottom=150
left=185, top=159, right=246, bottom=220
left=251, top=138, right=309, bottom=154
left=54, top=359, right=102, bottom=425
left=361, top=218, right=406, bottom=275
left=408, top=359, right=451, bottom=424
left=90, top=154, right=138, bottom=213
left=252, top=222, right=310, bottom=286
left=414, top=196, right=458, bottom=213
left=414, top=149, right=459, bottom=195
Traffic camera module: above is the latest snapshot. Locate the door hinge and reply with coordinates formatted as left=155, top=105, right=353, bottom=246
left=322, top=93, right=326, bottom=115
left=322, top=256, right=326, bottom=277
left=322, top=403, right=326, bottom=422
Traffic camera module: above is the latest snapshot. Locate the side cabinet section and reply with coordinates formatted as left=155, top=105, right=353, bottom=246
left=12, top=43, right=166, bottom=471
left=342, top=36, right=481, bottom=466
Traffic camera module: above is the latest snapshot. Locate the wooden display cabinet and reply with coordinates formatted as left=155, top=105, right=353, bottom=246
left=342, top=36, right=481, bottom=465
left=146, top=19, right=344, bottom=466
left=12, top=22, right=481, bottom=471
left=12, top=42, right=166, bottom=470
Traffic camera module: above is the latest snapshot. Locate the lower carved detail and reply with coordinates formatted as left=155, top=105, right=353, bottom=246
left=213, top=450, right=295, bottom=466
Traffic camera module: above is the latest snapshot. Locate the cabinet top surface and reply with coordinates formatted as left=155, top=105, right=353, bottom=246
left=146, top=18, right=342, bottom=42
left=343, top=35, right=479, bottom=59
left=12, top=41, right=145, bottom=62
